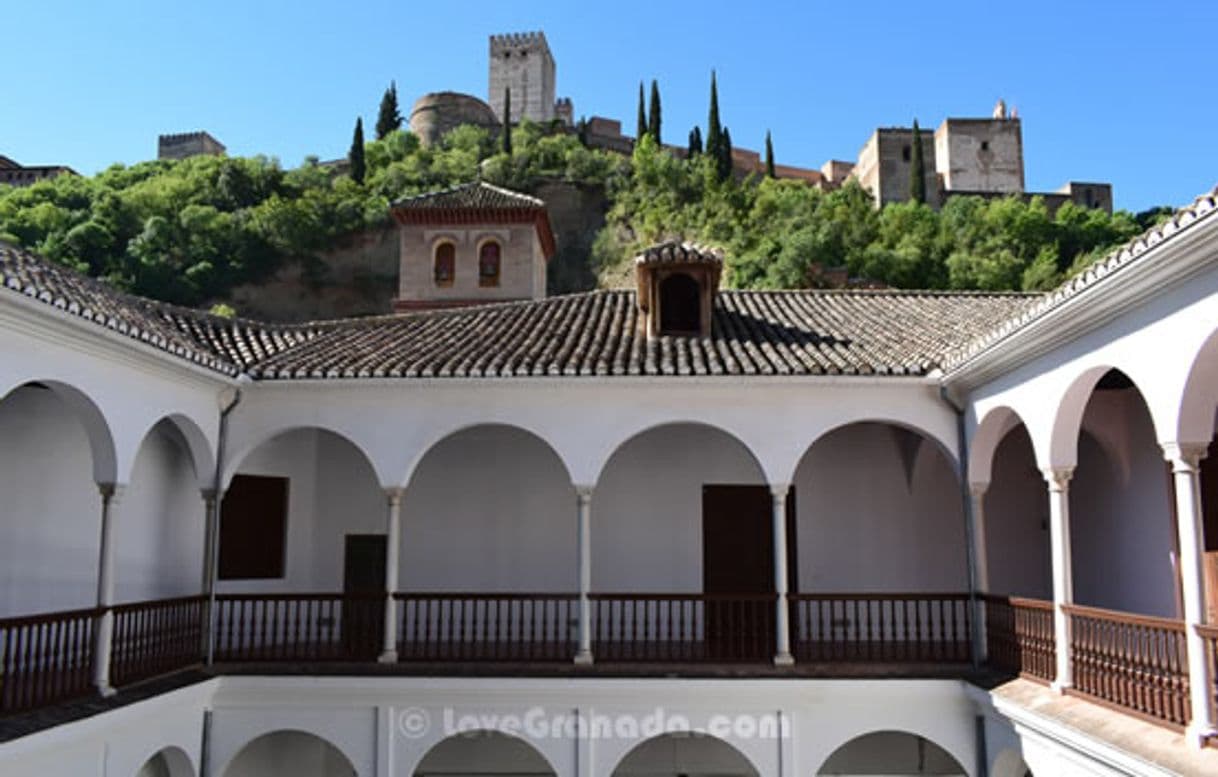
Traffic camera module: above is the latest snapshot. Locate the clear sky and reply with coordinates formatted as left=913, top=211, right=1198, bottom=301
left=5, top=0, right=1214, bottom=212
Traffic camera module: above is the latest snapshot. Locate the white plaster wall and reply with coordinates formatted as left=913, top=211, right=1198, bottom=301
left=116, top=422, right=206, bottom=602
left=1070, top=391, right=1178, bottom=617
left=0, top=386, right=104, bottom=614
left=984, top=426, right=1052, bottom=598
left=400, top=426, right=575, bottom=592
left=592, top=424, right=764, bottom=592
left=794, top=424, right=968, bottom=592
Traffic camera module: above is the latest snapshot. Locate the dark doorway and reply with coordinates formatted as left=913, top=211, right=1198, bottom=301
left=1202, top=438, right=1218, bottom=623
left=659, top=273, right=701, bottom=334
left=343, top=534, right=386, bottom=658
left=702, top=485, right=796, bottom=659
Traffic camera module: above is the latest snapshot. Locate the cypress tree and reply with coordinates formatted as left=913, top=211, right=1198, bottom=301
left=764, top=130, right=776, bottom=178
left=705, top=71, right=722, bottom=172
left=688, top=126, right=702, bottom=157
left=636, top=82, right=647, bottom=142
left=348, top=117, right=366, bottom=184
left=718, top=125, right=733, bottom=181
left=375, top=80, right=403, bottom=139
left=909, top=119, right=926, bottom=204
left=648, top=80, right=662, bottom=146
left=502, top=88, right=512, bottom=154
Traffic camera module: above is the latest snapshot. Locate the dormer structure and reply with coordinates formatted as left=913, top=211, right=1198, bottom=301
left=389, top=181, right=556, bottom=311
left=635, top=241, right=723, bottom=338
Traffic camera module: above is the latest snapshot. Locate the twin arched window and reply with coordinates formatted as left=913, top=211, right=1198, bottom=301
left=432, top=240, right=502, bottom=288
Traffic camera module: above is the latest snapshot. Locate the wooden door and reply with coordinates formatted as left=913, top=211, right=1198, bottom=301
left=1202, top=445, right=1218, bottom=623
left=343, top=535, right=386, bottom=658
left=702, top=485, right=796, bottom=659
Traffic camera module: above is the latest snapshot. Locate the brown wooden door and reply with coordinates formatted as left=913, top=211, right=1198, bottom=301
left=343, top=535, right=386, bottom=658
left=702, top=485, right=796, bottom=659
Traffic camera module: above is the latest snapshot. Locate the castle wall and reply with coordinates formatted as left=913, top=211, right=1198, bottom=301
left=488, top=32, right=556, bottom=123
left=397, top=221, right=543, bottom=305
left=934, top=118, right=1024, bottom=194
left=855, top=129, right=940, bottom=208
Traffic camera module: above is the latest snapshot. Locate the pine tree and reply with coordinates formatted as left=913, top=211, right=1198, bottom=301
left=716, top=126, right=734, bottom=182
left=909, top=119, right=926, bottom=204
left=705, top=71, right=722, bottom=172
left=648, top=80, right=662, bottom=146
left=688, top=126, right=703, bottom=157
left=348, top=117, right=366, bottom=184
left=636, top=82, right=647, bottom=142
left=375, top=81, right=403, bottom=139
left=764, top=130, right=776, bottom=178
left=502, top=88, right=512, bottom=154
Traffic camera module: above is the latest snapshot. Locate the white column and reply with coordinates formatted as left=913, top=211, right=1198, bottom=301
left=199, top=488, right=218, bottom=658
left=380, top=487, right=404, bottom=663
left=969, top=483, right=990, bottom=663
left=1044, top=467, right=1074, bottom=693
left=575, top=486, right=594, bottom=665
left=771, top=483, right=794, bottom=666
left=1164, top=443, right=1216, bottom=747
left=93, top=482, right=124, bottom=696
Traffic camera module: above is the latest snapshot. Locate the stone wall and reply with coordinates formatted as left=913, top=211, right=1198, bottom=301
left=409, top=92, right=500, bottom=148
left=397, top=221, right=542, bottom=306
left=488, top=32, right=556, bottom=123
left=855, top=128, right=941, bottom=208
left=934, top=118, right=1024, bottom=193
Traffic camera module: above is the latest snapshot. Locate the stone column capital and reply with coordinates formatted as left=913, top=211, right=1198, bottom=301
left=574, top=484, right=594, bottom=503
left=1042, top=467, right=1074, bottom=492
left=769, top=482, right=791, bottom=500
left=968, top=482, right=989, bottom=498
left=384, top=486, right=406, bottom=506
left=1162, top=442, right=1208, bottom=473
left=97, top=482, right=126, bottom=503
left=200, top=488, right=219, bottom=503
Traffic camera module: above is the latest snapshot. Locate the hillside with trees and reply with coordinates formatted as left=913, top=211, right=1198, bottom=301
left=0, top=96, right=1163, bottom=315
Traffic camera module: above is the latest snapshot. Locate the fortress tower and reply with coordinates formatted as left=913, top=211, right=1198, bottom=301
left=489, top=31, right=558, bottom=124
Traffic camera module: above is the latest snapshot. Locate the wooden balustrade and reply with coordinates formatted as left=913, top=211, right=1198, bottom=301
left=1064, top=603, right=1189, bottom=729
left=982, top=594, right=1055, bottom=683
left=0, top=606, right=98, bottom=714
left=111, top=595, right=205, bottom=686
left=213, top=593, right=384, bottom=662
left=394, top=593, right=578, bottom=662
left=789, top=593, right=972, bottom=663
left=590, top=593, right=777, bottom=663
left=1196, top=623, right=1218, bottom=728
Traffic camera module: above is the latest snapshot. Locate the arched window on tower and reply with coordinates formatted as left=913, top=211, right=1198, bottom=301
left=659, top=273, right=701, bottom=334
left=433, top=242, right=455, bottom=287
left=479, top=240, right=502, bottom=287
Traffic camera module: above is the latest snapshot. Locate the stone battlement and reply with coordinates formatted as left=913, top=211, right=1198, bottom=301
left=489, top=31, right=550, bottom=53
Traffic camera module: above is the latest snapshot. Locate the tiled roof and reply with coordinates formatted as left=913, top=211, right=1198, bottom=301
left=0, top=242, right=323, bottom=376
left=391, top=181, right=545, bottom=211
left=942, top=184, right=1218, bottom=370
left=636, top=241, right=723, bottom=267
left=239, top=289, right=1035, bottom=380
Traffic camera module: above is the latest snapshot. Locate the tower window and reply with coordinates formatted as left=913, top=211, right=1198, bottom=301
left=902, top=145, right=911, bottom=162
left=659, top=273, right=701, bottom=334
left=479, top=240, right=502, bottom=287
left=433, top=242, right=455, bottom=287
left=981, top=140, right=990, bottom=151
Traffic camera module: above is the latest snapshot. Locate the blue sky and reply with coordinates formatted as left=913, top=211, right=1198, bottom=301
left=5, top=0, right=1214, bottom=212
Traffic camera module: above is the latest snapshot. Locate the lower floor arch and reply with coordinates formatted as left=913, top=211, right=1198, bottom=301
left=817, top=731, right=967, bottom=776
left=990, top=748, right=1033, bottom=777
left=410, top=731, right=557, bottom=776
left=611, top=732, right=760, bottom=777
left=221, top=730, right=356, bottom=777
left=135, top=746, right=194, bottom=777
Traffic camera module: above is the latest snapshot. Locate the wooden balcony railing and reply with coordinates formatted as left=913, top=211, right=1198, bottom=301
left=394, top=593, right=578, bottom=662
left=0, top=605, right=99, bottom=714
left=982, top=594, right=1055, bottom=683
left=111, top=595, right=204, bottom=686
left=213, top=593, right=383, bottom=662
left=790, top=593, right=972, bottom=663
left=1198, top=623, right=1218, bottom=726
left=1064, top=603, right=1189, bottom=729
left=590, top=593, right=777, bottom=663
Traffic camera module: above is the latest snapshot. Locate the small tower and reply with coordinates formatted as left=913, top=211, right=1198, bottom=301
left=635, top=241, right=723, bottom=339
left=489, top=31, right=557, bottom=124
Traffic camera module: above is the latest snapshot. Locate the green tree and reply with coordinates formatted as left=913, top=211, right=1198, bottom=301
left=909, top=119, right=926, bottom=204
left=348, top=118, right=366, bottom=184
left=636, top=82, right=647, bottom=141
left=648, top=80, right=662, bottom=146
left=718, top=126, right=733, bottom=182
left=764, top=130, right=775, bottom=179
left=375, top=81, right=403, bottom=140
left=705, top=71, right=723, bottom=178
left=502, top=88, right=512, bottom=154
left=688, top=126, right=702, bottom=157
